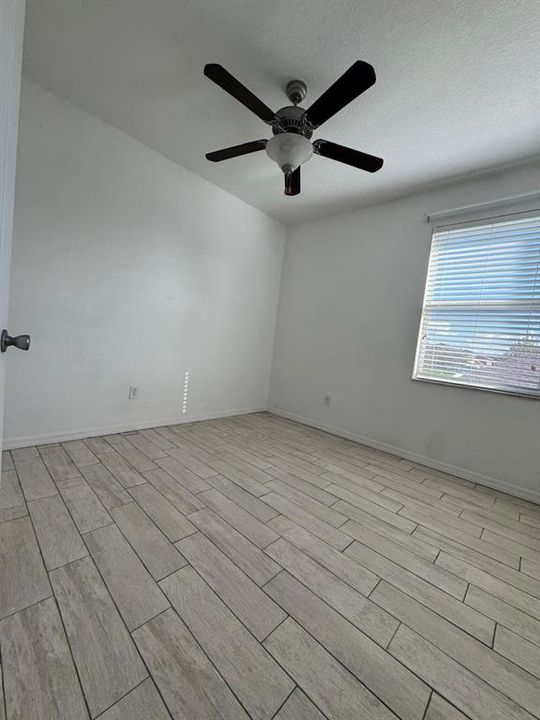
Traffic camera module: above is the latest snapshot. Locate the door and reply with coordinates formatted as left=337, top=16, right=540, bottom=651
left=0, top=0, right=25, bottom=470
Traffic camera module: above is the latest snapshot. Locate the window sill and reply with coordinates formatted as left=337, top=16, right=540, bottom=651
left=411, top=375, right=540, bottom=401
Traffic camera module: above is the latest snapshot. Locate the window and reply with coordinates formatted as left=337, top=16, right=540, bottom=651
left=413, top=211, right=540, bottom=397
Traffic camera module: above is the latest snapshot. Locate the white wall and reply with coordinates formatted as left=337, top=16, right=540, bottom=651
left=4, top=80, right=286, bottom=446
left=269, top=162, right=540, bottom=502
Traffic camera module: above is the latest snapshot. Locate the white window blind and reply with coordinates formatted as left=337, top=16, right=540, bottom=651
left=413, top=212, right=540, bottom=397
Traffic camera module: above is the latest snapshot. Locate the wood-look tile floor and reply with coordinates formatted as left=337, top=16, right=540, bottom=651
left=0, top=412, right=539, bottom=720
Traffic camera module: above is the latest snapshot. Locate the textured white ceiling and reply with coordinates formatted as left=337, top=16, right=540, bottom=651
left=23, top=0, right=540, bottom=225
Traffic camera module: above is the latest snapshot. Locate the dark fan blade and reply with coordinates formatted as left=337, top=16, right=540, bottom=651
left=204, top=64, right=275, bottom=124
left=304, top=61, right=376, bottom=128
left=284, top=167, right=301, bottom=196
left=313, top=140, right=383, bottom=173
left=206, top=140, right=267, bottom=162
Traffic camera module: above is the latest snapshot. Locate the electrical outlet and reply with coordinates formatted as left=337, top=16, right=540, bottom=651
left=324, top=394, right=331, bottom=407
left=128, top=385, right=139, bottom=400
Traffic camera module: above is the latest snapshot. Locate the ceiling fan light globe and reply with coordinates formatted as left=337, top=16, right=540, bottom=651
left=266, top=133, right=313, bottom=173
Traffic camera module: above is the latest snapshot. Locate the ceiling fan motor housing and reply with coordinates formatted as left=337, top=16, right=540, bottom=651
left=272, top=105, right=313, bottom=139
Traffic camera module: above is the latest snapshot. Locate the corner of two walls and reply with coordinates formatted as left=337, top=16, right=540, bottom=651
left=268, top=161, right=540, bottom=503
left=3, top=79, right=286, bottom=448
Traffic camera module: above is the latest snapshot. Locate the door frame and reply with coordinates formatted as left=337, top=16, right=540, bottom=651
left=0, top=0, right=26, bottom=470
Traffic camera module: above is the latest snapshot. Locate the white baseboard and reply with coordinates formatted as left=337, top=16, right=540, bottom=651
left=3, top=406, right=267, bottom=450
left=268, top=406, right=540, bottom=505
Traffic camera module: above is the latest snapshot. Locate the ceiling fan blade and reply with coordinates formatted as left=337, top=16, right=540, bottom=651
left=304, top=61, right=376, bottom=128
left=284, top=167, right=301, bottom=196
left=204, top=64, right=276, bottom=124
left=313, top=140, right=383, bottom=173
left=206, top=140, right=268, bottom=162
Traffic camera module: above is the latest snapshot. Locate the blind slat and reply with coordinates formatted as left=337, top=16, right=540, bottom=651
left=413, top=212, right=540, bottom=397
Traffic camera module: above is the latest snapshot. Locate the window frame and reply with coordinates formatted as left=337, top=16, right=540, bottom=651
left=412, top=209, right=540, bottom=400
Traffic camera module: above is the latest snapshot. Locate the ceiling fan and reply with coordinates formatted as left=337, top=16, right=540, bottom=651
left=204, top=61, right=383, bottom=196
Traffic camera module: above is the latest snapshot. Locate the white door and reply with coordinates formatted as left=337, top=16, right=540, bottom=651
left=0, top=0, right=26, bottom=470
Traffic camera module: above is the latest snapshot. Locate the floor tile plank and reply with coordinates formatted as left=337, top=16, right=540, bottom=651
left=38, top=445, right=80, bottom=489
left=97, top=451, right=147, bottom=488
left=139, top=428, right=178, bottom=453
left=2, top=449, right=14, bottom=471
left=177, top=532, right=286, bottom=640
left=334, top=498, right=416, bottom=534
left=128, top=483, right=196, bottom=542
left=98, top=679, right=171, bottom=720
left=342, top=517, right=438, bottom=562
left=50, top=556, right=147, bottom=717
left=273, top=688, right=326, bottom=720
left=0, top=469, right=27, bottom=524
left=522, top=558, right=540, bottom=580
left=381, top=487, right=462, bottom=516
left=59, top=477, right=112, bottom=534
left=133, top=608, right=249, bottom=720
left=220, top=443, right=273, bottom=471
left=0, top=669, right=4, bottom=720
left=465, top=585, right=540, bottom=647
left=265, top=455, right=331, bottom=487
left=425, top=693, right=473, bottom=720
left=83, top=436, right=116, bottom=456
left=155, top=455, right=210, bottom=494
left=266, top=571, right=430, bottom=720
left=326, top=476, right=404, bottom=512
left=437, top=552, right=540, bottom=619
left=110, top=502, right=187, bottom=580
left=0, top=516, right=51, bottom=619
left=494, top=625, right=540, bottom=679
left=372, top=580, right=540, bottom=716
left=0, top=597, right=88, bottom=719
left=262, top=492, right=350, bottom=550
left=145, top=468, right=204, bottom=515
left=461, top=509, right=540, bottom=547
left=268, top=452, right=326, bottom=477
left=265, top=462, right=331, bottom=490
left=28, top=494, right=88, bottom=570
left=264, top=479, right=347, bottom=527
left=160, top=566, right=294, bottom=720
left=198, top=488, right=279, bottom=548
left=202, top=456, right=270, bottom=496
left=85, top=524, right=169, bottom=630
left=216, top=450, right=275, bottom=485
left=80, top=463, right=132, bottom=510
left=344, top=540, right=495, bottom=644
left=103, top=435, right=158, bottom=473
left=264, top=618, right=398, bottom=720
left=264, top=466, right=338, bottom=505
left=482, top=529, right=540, bottom=563
left=166, top=445, right=219, bottom=479
left=62, top=440, right=100, bottom=468
left=122, top=433, right=168, bottom=460
left=344, top=523, right=467, bottom=599
left=399, top=505, right=482, bottom=538
left=188, top=508, right=281, bottom=585
left=265, top=538, right=397, bottom=646
left=268, top=516, right=378, bottom=595
left=414, top=526, right=531, bottom=586
left=205, top=473, right=278, bottom=522
left=388, top=625, right=533, bottom=720
left=11, top=447, right=57, bottom=501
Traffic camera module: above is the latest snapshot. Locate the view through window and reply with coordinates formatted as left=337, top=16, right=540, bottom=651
left=413, top=212, right=540, bottom=397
